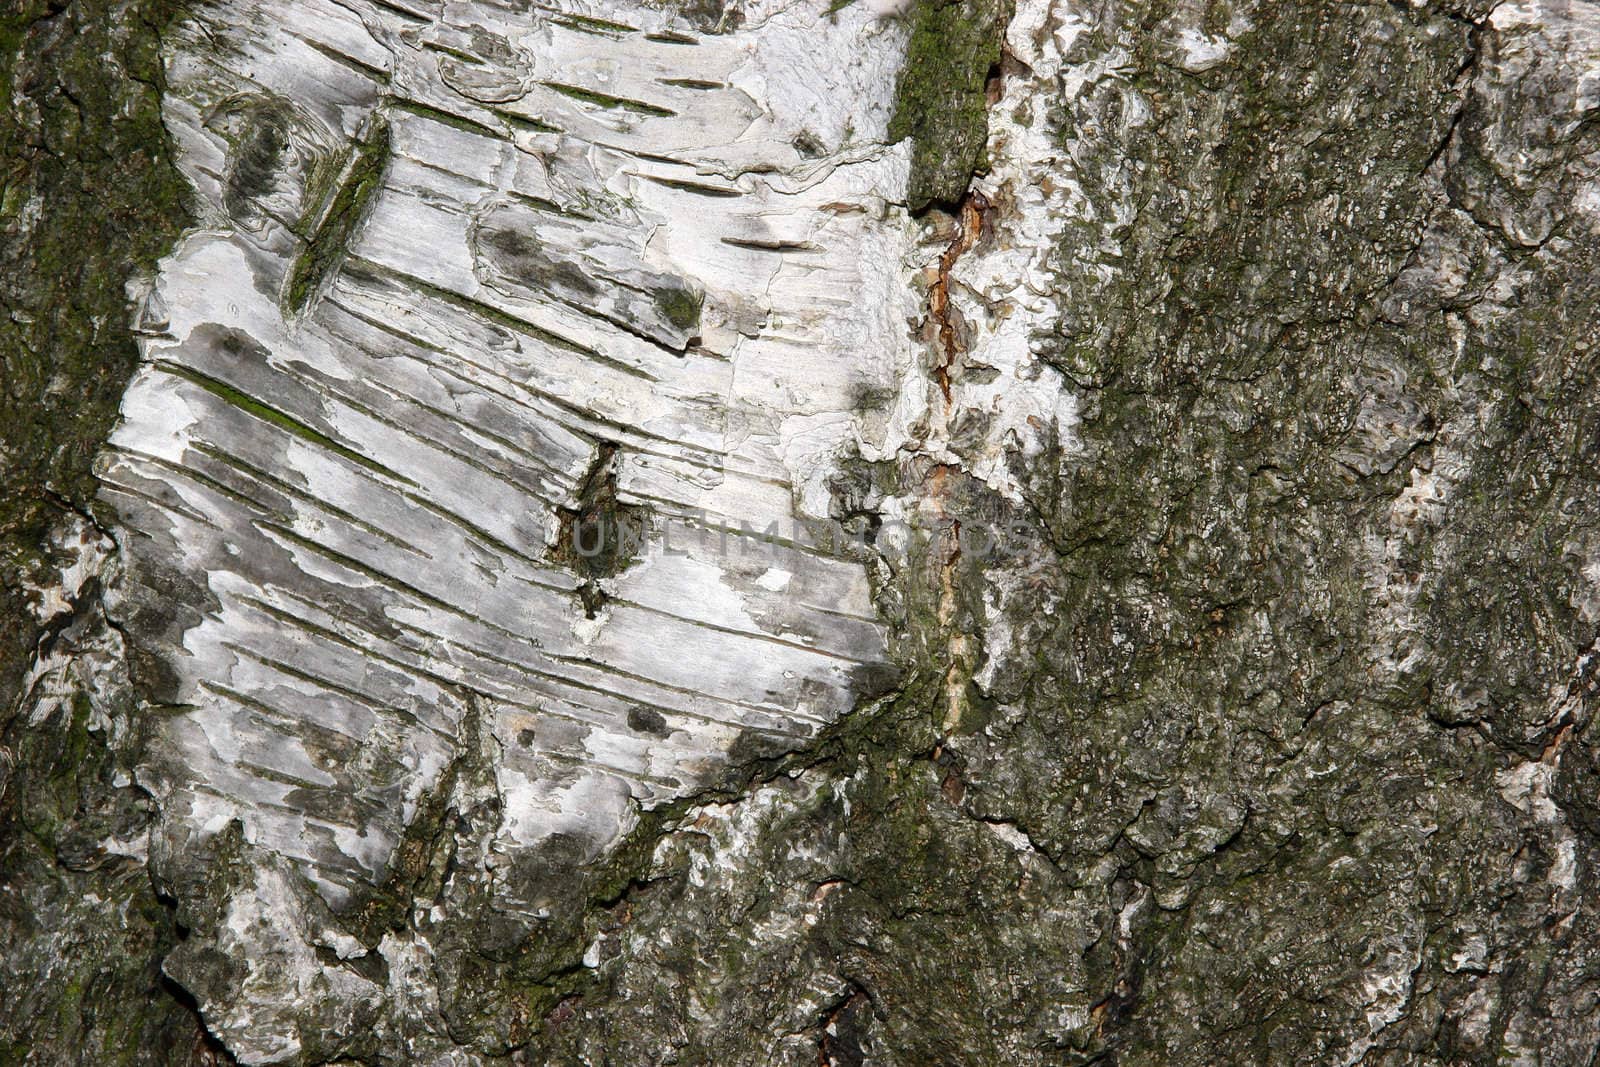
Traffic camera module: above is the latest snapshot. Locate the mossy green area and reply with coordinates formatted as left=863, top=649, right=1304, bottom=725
left=652, top=285, right=703, bottom=334
left=0, top=0, right=189, bottom=702
left=550, top=444, right=648, bottom=617
left=888, top=0, right=1011, bottom=211
left=284, top=116, right=390, bottom=314
left=0, top=3, right=223, bottom=1062
left=155, top=361, right=404, bottom=481
left=542, top=82, right=677, bottom=118
left=551, top=13, right=637, bottom=36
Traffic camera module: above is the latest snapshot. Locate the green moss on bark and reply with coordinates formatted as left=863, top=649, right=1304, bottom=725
left=888, top=0, right=1011, bottom=211
left=283, top=116, right=390, bottom=315
left=0, top=2, right=214, bottom=1062
left=0, top=0, right=191, bottom=703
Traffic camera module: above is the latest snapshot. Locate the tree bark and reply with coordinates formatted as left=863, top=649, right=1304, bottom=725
left=5, top=0, right=1600, bottom=1063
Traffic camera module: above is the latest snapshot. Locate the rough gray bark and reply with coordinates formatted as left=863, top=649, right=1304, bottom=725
left=4, top=0, right=1600, bottom=1064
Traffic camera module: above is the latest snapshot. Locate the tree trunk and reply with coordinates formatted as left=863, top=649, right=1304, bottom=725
left=5, top=0, right=1600, bottom=1063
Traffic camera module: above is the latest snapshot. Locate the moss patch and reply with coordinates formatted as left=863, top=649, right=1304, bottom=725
left=283, top=115, right=390, bottom=314
left=542, top=82, right=676, bottom=118
left=154, top=359, right=405, bottom=482
left=0, top=0, right=192, bottom=704
left=550, top=444, right=649, bottom=617
left=652, top=285, right=703, bottom=335
left=887, top=0, right=1011, bottom=211
left=0, top=5, right=244, bottom=1056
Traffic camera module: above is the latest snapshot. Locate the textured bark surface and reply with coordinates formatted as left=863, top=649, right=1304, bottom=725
left=4, top=0, right=1600, bottom=1064
left=0, top=3, right=218, bottom=1062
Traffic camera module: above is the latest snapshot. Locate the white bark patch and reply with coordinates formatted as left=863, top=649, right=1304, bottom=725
left=106, top=0, right=911, bottom=972
left=870, top=0, right=1085, bottom=505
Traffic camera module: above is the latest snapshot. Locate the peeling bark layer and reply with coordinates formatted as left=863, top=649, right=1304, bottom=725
left=5, top=0, right=1600, bottom=1064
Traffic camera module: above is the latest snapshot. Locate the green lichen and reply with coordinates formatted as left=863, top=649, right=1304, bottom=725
left=0, top=0, right=192, bottom=696
left=10, top=1, right=1600, bottom=1063
left=506, top=4, right=1600, bottom=1064
left=543, top=82, right=676, bottom=117
left=550, top=444, right=649, bottom=617
left=887, top=0, right=1011, bottom=211
left=283, top=116, right=390, bottom=314
left=652, top=285, right=703, bottom=334
left=0, top=3, right=223, bottom=1049
left=155, top=361, right=406, bottom=482
left=0, top=12, right=208, bottom=1056
left=390, top=97, right=503, bottom=138
left=497, top=110, right=562, bottom=135
left=551, top=13, right=637, bottom=36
